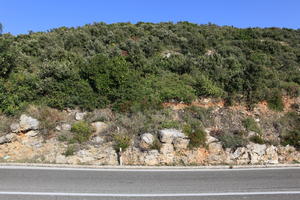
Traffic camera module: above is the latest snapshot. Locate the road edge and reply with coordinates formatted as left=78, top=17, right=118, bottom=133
left=0, top=162, right=300, bottom=170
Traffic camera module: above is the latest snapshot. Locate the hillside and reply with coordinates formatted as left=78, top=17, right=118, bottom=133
left=0, top=22, right=300, bottom=114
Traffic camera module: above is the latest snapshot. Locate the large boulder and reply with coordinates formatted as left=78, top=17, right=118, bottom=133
left=139, top=133, right=154, bottom=149
left=11, top=114, right=39, bottom=133
left=159, top=129, right=186, bottom=143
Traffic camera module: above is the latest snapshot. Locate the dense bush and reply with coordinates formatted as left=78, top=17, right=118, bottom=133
left=219, top=134, right=248, bottom=149
left=183, top=121, right=206, bottom=148
left=0, top=22, right=300, bottom=114
left=71, top=121, right=93, bottom=143
left=278, top=112, right=300, bottom=149
left=281, top=130, right=300, bottom=149
left=249, top=135, right=265, bottom=144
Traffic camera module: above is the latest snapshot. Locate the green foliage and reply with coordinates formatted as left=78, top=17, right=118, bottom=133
left=0, top=23, right=300, bottom=114
left=113, top=134, right=131, bottom=151
left=281, top=130, right=300, bottom=149
left=242, top=117, right=261, bottom=134
left=278, top=112, right=300, bottom=149
left=267, top=90, right=284, bottom=111
left=183, top=121, right=206, bottom=148
left=63, top=145, right=76, bottom=157
left=71, top=121, right=93, bottom=143
left=150, top=137, right=162, bottom=150
left=219, top=134, right=248, bottom=149
left=249, top=135, right=265, bottom=144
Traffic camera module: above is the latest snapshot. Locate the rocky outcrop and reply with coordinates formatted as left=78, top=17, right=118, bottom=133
left=159, top=129, right=186, bottom=143
left=10, top=114, right=39, bottom=133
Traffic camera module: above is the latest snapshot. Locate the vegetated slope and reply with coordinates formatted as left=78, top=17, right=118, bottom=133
left=0, top=22, right=300, bottom=114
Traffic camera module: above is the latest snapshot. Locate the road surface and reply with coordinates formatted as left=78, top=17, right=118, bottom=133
left=0, top=166, right=299, bottom=200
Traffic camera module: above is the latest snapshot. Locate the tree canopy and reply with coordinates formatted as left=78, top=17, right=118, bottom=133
left=0, top=22, right=300, bottom=114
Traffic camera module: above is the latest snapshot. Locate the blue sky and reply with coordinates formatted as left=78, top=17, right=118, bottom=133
left=0, top=0, right=299, bottom=35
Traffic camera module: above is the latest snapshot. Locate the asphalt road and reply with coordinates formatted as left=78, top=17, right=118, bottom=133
left=0, top=166, right=299, bottom=200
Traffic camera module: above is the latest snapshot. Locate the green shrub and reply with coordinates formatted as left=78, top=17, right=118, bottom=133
left=267, top=91, right=284, bottom=111
left=219, top=134, right=248, bottom=149
left=242, top=117, right=261, bottom=134
left=71, top=121, right=93, bottom=143
left=281, top=130, right=300, bottom=149
left=150, top=137, right=162, bottom=150
left=113, top=134, right=131, bottom=152
left=63, top=145, right=76, bottom=157
left=183, top=106, right=213, bottom=127
left=183, top=122, right=206, bottom=148
left=161, top=120, right=180, bottom=129
left=278, top=112, right=300, bottom=149
left=249, top=135, right=265, bottom=144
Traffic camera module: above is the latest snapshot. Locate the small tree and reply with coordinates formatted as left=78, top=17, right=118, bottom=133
left=0, top=23, right=2, bottom=34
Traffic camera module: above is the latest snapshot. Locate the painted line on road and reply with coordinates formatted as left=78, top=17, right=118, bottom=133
left=0, top=191, right=300, bottom=197
left=0, top=165, right=299, bottom=172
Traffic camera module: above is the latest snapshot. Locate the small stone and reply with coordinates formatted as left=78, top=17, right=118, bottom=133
left=61, top=123, right=72, bottom=131
left=93, top=136, right=104, bottom=144
left=75, top=112, right=86, bottom=120
left=26, top=130, right=39, bottom=137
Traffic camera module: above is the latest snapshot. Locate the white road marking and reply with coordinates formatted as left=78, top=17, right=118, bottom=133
left=0, top=191, right=299, bottom=197
left=0, top=165, right=299, bottom=172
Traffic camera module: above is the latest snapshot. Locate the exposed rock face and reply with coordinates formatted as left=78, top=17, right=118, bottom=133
left=144, top=150, right=160, bottom=166
left=159, top=129, right=186, bottom=143
left=19, top=115, right=39, bottom=132
left=10, top=115, right=39, bottom=133
left=173, top=138, right=189, bottom=150
left=91, top=122, right=108, bottom=135
left=206, top=135, right=218, bottom=144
